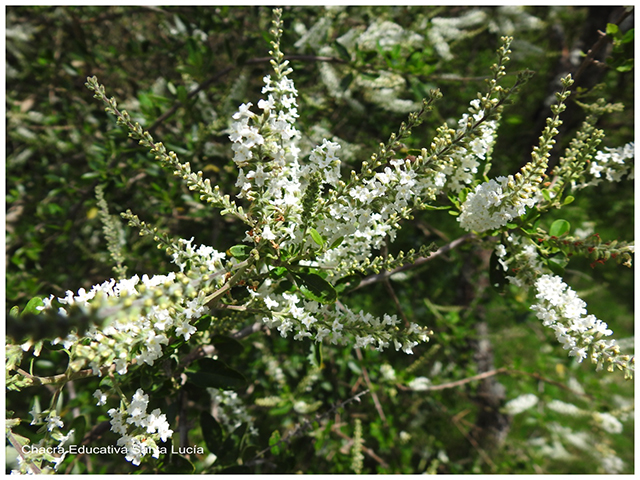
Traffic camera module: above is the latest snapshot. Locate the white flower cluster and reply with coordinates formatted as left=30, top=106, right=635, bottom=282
left=428, top=10, right=488, bottom=61
left=574, top=142, right=634, bottom=189
left=171, top=237, right=226, bottom=273
left=356, top=20, right=425, bottom=53
left=257, top=290, right=428, bottom=354
left=487, top=5, right=545, bottom=35
left=19, top=408, right=74, bottom=473
left=530, top=274, right=616, bottom=364
left=494, top=234, right=545, bottom=289
left=314, top=155, right=447, bottom=270
left=407, top=376, right=431, bottom=391
left=209, top=389, right=258, bottom=436
left=529, top=422, right=627, bottom=472
left=445, top=98, right=499, bottom=193
left=503, top=393, right=539, bottom=415
left=40, top=271, right=208, bottom=375
left=546, top=399, right=624, bottom=434
left=108, top=389, right=173, bottom=466
left=458, top=174, right=537, bottom=232
left=230, top=74, right=301, bottom=204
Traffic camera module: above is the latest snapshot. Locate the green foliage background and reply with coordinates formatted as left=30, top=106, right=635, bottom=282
left=6, top=6, right=634, bottom=474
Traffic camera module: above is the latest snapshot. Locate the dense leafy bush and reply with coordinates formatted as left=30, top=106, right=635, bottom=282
left=6, top=6, right=634, bottom=474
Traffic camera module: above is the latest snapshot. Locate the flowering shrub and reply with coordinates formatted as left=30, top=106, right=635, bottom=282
left=6, top=6, right=634, bottom=474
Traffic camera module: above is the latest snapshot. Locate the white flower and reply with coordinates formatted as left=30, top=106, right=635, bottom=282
left=264, top=295, right=279, bottom=310
left=93, top=389, right=107, bottom=406
left=408, top=376, right=431, bottom=391
left=46, top=413, right=63, bottom=431
left=504, top=393, right=538, bottom=415
left=546, top=399, right=583, bottom=417
left=594, top=412, right=623, bottom=434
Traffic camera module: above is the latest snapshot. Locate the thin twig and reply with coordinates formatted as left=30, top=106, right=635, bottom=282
left=354, top=347, right=387, bottom=425
left=572, top=8, right=633, bottom=86
left=355, top=233, right=475, bottom=290
left=450, top=409, right=497, bottom=472
left=419, top=368, right=508, bottom=392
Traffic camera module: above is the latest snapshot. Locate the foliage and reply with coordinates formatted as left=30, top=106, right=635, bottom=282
left=6, top=6, right=634, bottom=474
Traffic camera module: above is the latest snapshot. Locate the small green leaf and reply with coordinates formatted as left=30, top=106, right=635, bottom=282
left=269, top=430, right=282, bottom=455
left=563, top=195, right=575, bottom=206
left=616, top=60, right=634, bottom=72
left=292, top=272, right=337, bottom=304
left=10, top=306, right=19, bottom=318
left=606, top=23, right=619, bottom=36
left=421, top=205, right=451, bottom=211
left=309, top=228, right=325, bottom=247
left=549, top=219, right=570, bottom=237
left=334, top=40, right=351, bottom=62
left=22, top=297, right=44, bottom=317
left=339, top=73, right=354, bottom=91
left=547, top=253, right=569, bottom=276
left=200, top=411, right=224, bottom=455
left=334, top=274, right=361, bottom=294
left=541, top=189, right=551, bottom=202
left=269, top=266, right=289, bottom=279
left=228, top=244, right=251, bottom=261
left=329, top=236, right=344, bottom=249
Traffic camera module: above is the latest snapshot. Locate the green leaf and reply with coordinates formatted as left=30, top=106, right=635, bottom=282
left=606, top=23, right=619, bottom=36
left=200, top=411, right=224, bottom=455
left=421, top=205, right=451, bottom=211
left=10, top=306, right=19, bottom=318
left=541, top=189, right=552, bottom=202
left=211, top=335, right=244, bottom=357
left=22, top=297, right=43, bottom=317
left=563, top=195, right=575, bottom=206
left=616, top=60, right=634, bottom=72
left=549, top=219, right=570, bottom=237
left=269, top=266, right=289, bottom=279
left=329, top=236, right=344, bottom=249
left=292, top=272, right=337, bottom=304
left=269, top=430, right=282, bottom=455
left=334, top=40, right=351, bottom=62
left=186, top=358, right=247, bottom=390
left=227, top=244, right=251, bottom=261
left=547, top=253, right=569, bottom=276
left=334, top=274, right=361, bottom=293
left=339, top=72, right=354, bottom=91
left=309, top=227, right=325, bottom=247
